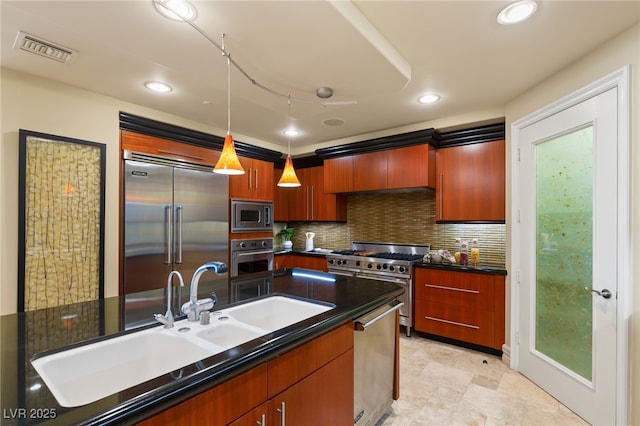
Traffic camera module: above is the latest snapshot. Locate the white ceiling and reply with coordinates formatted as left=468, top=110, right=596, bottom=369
left=2, top=1, right=638, bottom=155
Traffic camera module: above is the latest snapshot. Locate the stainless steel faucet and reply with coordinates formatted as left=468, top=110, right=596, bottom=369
left=154, top=270, right=185, bottom=328
left=181, top=261, right=228, bottom=322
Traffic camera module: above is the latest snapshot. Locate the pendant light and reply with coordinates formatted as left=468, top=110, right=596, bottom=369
left=214, top=35, right=244, bottom=175
left=277, top=97, right=301, bottom=187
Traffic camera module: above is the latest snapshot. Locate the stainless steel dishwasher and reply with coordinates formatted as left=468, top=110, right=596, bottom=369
left=354, top=300, right=404, bottom=426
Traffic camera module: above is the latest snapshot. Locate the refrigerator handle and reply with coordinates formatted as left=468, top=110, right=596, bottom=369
left=164, top=205, right=172, bottom=265
left=175, top=205, right=183, bottom=264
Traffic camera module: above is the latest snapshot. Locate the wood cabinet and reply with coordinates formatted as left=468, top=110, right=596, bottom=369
left=284, top=253, right=327, bottom=271
left=273, top=169, right=291, bottom=222
left=324, top=156, right=353, bottom=193
left=323, top=144, right=435, bottom=193
left=121, top=130, right=220, bottom=166
left=435, top=140, right=505, bottom=222
left=140, top=322, right=354, bottom=426
left=286, top=166, right=347, bottom=222
left=353, top=150, right=387, bottom=191
left=414, top=267, right=505, bottom=350
left=387, top=144, right=436, bottom=189
left=229, top=156, right=274, bottom=201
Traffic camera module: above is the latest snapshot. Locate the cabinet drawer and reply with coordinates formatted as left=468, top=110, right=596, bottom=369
left=415, top=281, right=494, bottom=311
left=414, top=302, right=494, bottom=347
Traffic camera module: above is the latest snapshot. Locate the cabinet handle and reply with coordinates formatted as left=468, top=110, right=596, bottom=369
left=426, top=316, right=479, bottom=329
left=256, top=413, right=266, bottom=426
left=254, top=169, right=258, bottom=190
left=311, top=185, right=315, bottom=220
left=248, top=167, right=253, bottom=189
left=276, top=401, right=286, bottom=426
left=439, top=173, right=443, bottom=219
left=425, top=284, right=479, bottom=294
left=306, top=187, right=310, bottom=220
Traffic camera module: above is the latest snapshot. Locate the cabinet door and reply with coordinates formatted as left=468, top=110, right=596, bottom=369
left=269, top=349, right=353, bottom=426
left=287, top=254, right=327, bottom=271
left=436, top=140, right=505, bottom=222
left=324, top=156, right=353, bottom=193
left=139, top=364, right=268, bottom=426
left=227, top=403, right=268, bottom=426
left=229, top=157, right=273, bottom=201
left=252, top=158, right=274, bottom=200
left=387, top=144, right=435, bottom=189
left=273, top=169, right=290, bottom=222
left=414, top=268, right=504, bottom=349
left=287, top=168, right=311, bottom=221
left=353, top=151, right=387, bottom=191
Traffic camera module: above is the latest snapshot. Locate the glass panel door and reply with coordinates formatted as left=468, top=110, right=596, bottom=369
left=535, top=126, right=593, bottom=381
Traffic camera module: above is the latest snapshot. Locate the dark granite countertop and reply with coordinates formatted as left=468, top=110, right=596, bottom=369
left=415, top=262, right=507, bottom=275
left=0, top=268, right=403, bottom=425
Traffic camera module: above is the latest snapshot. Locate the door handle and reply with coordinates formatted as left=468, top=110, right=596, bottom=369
left=164, top=205, right=171, bottom=264
left=175, top=205, right=183, bottom=264
left=585, top=287, right=612, bottom=299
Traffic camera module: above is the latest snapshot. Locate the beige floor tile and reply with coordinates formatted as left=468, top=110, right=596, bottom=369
left=376, top=335, right=589, bottom=426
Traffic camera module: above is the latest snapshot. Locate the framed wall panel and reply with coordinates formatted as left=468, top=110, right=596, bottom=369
left=18, top=130, right=106, bottom=312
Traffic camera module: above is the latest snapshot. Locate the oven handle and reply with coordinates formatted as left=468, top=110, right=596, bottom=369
left=356, top=272, right=409, bottom=285
left=355, top=300, right=404, bottom=331
left=232, top=249, right=275, bottom=258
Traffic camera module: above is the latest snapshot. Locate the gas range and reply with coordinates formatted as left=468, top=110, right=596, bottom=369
left=326, top=242, right=430, bottom=279
left=326, top=242, right=430, bottom=337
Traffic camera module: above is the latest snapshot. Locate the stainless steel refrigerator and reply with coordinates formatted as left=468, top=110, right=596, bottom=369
left=123, top=156, right=229, bottom=302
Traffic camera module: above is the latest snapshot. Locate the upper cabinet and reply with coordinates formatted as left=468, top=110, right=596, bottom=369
left=275, top=166, right=346, bottom=222
left=387, top=144, right=436, bottom=189
left=229, top=156, right=274, bottom=201
left=324, top=156, right=353, bottom=193
left=324, top=144, right=436, bottom=193
left=435, top=139, right=505, bottom=223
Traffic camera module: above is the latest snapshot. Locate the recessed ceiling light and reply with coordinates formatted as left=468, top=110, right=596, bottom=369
left=497, top=0, right=537, bottom=25
left=417, top=94, right=440, bottom=104
left=144, top=81, right=173, bottom=93
left=283, top=128, right=301, bottom=137
left=153, top=0, right=197, bottom=22
left=323, top=118, right=345, bottom=127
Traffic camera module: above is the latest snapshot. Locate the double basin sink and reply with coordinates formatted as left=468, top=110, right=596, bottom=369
left=31, top=295, right=334, bottom=407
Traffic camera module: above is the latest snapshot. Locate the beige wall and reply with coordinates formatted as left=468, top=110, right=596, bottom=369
left=0, top=69, right=239, bottom=314
left=505, top=23, right=639, bottom=424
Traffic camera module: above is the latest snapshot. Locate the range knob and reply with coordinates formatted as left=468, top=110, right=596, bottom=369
left=376, top=264, right=382, bottom=270
left=399, top=266, right=407, bottom=273
left=261, top=240, right=267, bottom=247
left=239, top=242, right=246, bottom=248
left=356, top=260, right=361, bottom=267
left=382, top=264, right=389, bottom=269
left=328, top=259, right=335, bottom=265
left=367, top=263, right=373, bottom=269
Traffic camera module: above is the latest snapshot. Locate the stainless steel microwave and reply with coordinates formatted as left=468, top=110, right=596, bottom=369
left=231, top=200, right=273, bottom=232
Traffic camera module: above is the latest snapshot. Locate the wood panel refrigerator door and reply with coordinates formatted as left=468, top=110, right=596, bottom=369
left=123, top=160, right=173, bottom=294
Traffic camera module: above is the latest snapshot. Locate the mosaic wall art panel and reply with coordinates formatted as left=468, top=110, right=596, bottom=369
left=18, top=130, right=106, bottom=312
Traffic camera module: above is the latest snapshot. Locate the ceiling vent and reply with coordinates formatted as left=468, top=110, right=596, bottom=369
left=14, top=31, right=75, bottom=63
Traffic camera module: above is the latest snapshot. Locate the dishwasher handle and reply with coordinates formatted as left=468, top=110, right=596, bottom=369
left=354, top=300, right=404, bottom=331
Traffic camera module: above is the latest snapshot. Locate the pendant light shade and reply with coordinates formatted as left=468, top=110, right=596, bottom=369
left=278, top=155, right=301, bottom=187
left=214, top=133, right=244, bottom=175
left=214, top=35, right=245, bottom=175
left=278, top=96, right=301, bottom=187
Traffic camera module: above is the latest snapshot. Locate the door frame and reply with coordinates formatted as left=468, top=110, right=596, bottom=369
left=510, top=65, right=630, bottom=424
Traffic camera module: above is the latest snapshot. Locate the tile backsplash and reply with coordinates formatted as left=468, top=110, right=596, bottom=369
left=277, top=191, right=506, bottom=266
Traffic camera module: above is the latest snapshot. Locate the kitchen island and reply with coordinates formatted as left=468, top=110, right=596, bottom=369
left=0, top=268, right=403, bottom=425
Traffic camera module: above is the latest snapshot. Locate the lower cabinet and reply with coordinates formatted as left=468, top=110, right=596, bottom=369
left=414, top=268, right=505, bottom=350
left=140, top=322, right=354, bottom=426
left=275, top=253, right=327, bottom=271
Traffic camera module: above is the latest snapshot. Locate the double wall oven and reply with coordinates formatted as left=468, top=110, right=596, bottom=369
left=326, top=242, right=430, bottom=337
left=230, top=237, right=274, bottom=277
